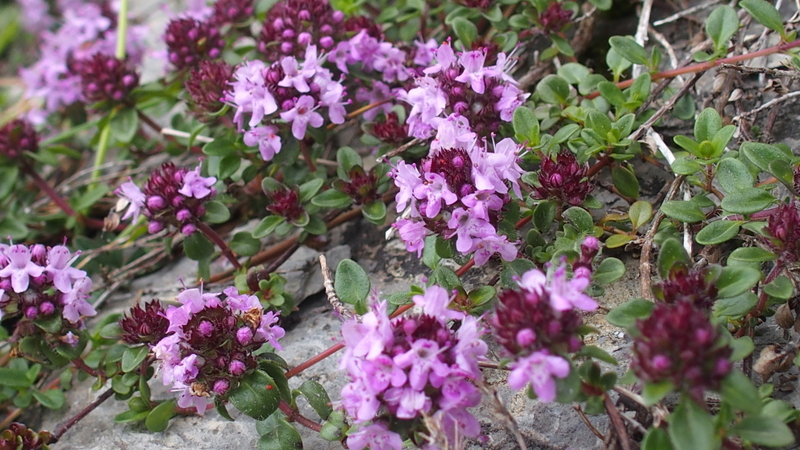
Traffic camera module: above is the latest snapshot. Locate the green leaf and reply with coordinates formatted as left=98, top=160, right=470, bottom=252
left=562, top=207, right=594, bottom=234
left=229, top=370, right=281, bottom=420
left=536, top=75, right=571, bottom=105
left=586, top=111, right=612, bottom=137
left=551, top=123, right=580, bottom=143
left=594, top=257, right=626, bottom=284
left=298, top=178, right=324, bottom=203
left=694, top=108, right=722, bottom=143
left=770, top=159, right=794, bottom=189
left=257, top=414, right=303, bottom=450
left=72, top=185, right=109, bottom=212
left=605, top=234, right=634, bottom=249
left=717, top=158, right=755, bottom=193
left=706, top=6, right=740, bottom=51
left=728, top=246, right=777, bottom=262
left=336, top=146, right=361, bottom=172
left=0, top=165, right=19, bottom=200
left=714, top=292, right=758, bottom=319
left=670, top=157, right=702, bottom=175
left=335, top=259, right=371, bottom=306
left=229, top=232, right=261, bottom=256
left=740, top=0, right=786, bottom=36
left=533, top=200, right=556, bottom=232
left=608, top=36, right=649, bottom=66
left=294, top=380, right=333, bottom=420
left=451, top=17, right=478, bottom=48
left=253, top=216, right=285, bottom=239
left=597, top=81, right=627, bottom=106
left=467, top=285, right=496, bottom=307
left=629, top=201, right=653, bottom=231
left=763, top=275, right=794, bottom=299
left=720, top=188, right=775, bottom=214
left=513, top=106, right=539, bottom=145
left=202, top=201, right=231, bottom=224
left=730, top=336, right=755, bottom=361
left=740, top=141, right=791, bottom=173
left=642, top=381, right=674, bottom=406
left=578, top=345, right=618, bottom=365
left=729, top=415, right=795, bottom=447
left=642, top=427, right=672, bottom=450
left=606, top=298, right=653, bottom=328
left=183, top=232, right=215, bottom=261
left=612, top=165, right=640, bottom=199
left=660, top=200, right=706, bottom=223
left=362, top=200, right=386, bottom=223
left=722, top=370, right=762, bottom=415
left=311, top=189, right=353, bottom=208
left=121, top=345, right=149, bottom=373
left=110, top=108, right=139, bottom=144
left=717, top=266, right=761, bottom=298
left=145, top=400, right=176, bottom=432
left=669, top=396, right=720, bottom=450
left=32, top=389, right=65, bottom=409
left=657, top=238, right=690, bottom=278
left=115, top=410, right=150, bottom=424
left=259, top=361, right=292, bottom=404
left=203, top=135, right=236, bottom=157
left=695, top=220, right=741, bottom=245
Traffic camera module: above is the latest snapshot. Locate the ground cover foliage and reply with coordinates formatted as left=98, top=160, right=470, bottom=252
left=1, top=0, right=800, bottom=448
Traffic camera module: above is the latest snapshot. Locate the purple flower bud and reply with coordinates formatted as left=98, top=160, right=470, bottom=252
left=198, top=320, right=214, bottom=336
left=31, top=244, right=46, bottom=264
left=176, top=209, right=192, bottom=222
left=26, top=306, right=38, bottom=319
left=549, top=173, right=563, bottom=187
left=297, top=32, right=312, bottom=46
left=516, top=329, right=536, bottom=347
left=332, top=11, right=344, bottom=22
left=320, top=36, right=334, bottom=48
left=148, top=222, right=164, bottom=234
left=298, top=9, right=311, bottom=20
left=40, top=302, right=55, bottom=315
left=236, top=327, right=253, bottom=345
left=281, top=42, right=294, bottom=54
left=229, top=359, right=246, bottom=376
left=172, top=196, right=185, bottom=208
left=0, top=280, right=11, bottom=290
left=282, top=29, right=295, bottom=39
left=147, top=196, right=166, bottom=210
left=273, top=18, right=284, bottom=29
left=213, top=379, right=230, bottom=395
left=652, top=355, right=670, bottom=371
left=181, top=224, right=197, bottom=236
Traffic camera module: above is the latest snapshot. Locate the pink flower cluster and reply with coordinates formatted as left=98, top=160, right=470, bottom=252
left=0, top=242, right=95, bottom=343
left=340, top=286, right=487, bottom=450
left=152, top=287, right=285, bottom=413
left=489, top=257, right=598, bottom=402
left=18, top=1, right=147, bottom=122
left=115, top=162, right=217, bottom=236
left=226, top=45, right=347, bottom=161
left=399, top=42, right=529, bottom=138
left=391, top=118, right=523, bottom=264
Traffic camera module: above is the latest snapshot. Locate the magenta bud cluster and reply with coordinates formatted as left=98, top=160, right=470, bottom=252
left=164, top=18, right=225, bottom=70
left=0, top=119, right=39, bottom=160
left=532, top=149, right=594, bottom=206
left=151, top=287, right=285, bottom=412
left=115, top=162, right=218, bottom=236
left=74, top=53, right=139, bottom=105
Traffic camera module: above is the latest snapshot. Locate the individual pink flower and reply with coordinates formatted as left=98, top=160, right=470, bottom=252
left=413, top=172, right=457, bottom=218
left=116, top=180, right=145, bottom=222
left=244, top=125, right=282, bottom=161
left=391, top=161, right=422, bottom=213
left=549, top=264, right=597, bottom=311
left=347, top=422, right=403, bottom=450
left=412, top=285, right=465, bottom=320
left=178, top=166, right=217, bottom=199
left=455, top=50, right=488, bottom=94
left=507, top=350, right=570, bottom=402
left=0, top=245, right=44, bottom=293
left=280, top=95, right=323, bottom=140
left=44, top=245, right=87, bottom=293
left=62, top=277, right=97, bottom=323
left=395, top=219, right=427, bottom=257
left=473, top=235, right=518, bottom=266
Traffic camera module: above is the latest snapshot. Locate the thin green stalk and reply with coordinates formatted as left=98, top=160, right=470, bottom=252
left=90, top=122, right=112, bottom=184
left=115, top=0, right=129, bottom=60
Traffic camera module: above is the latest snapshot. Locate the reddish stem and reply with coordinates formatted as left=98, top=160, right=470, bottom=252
left=279, top=400, right=322, bottom=432
left=586, top=39, right=800, bottom=99
left=49, top=388, right=115, bottom=443
left=70, top=358, right=102, bottom=378
left=195, top=221, right=243, bottom=270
